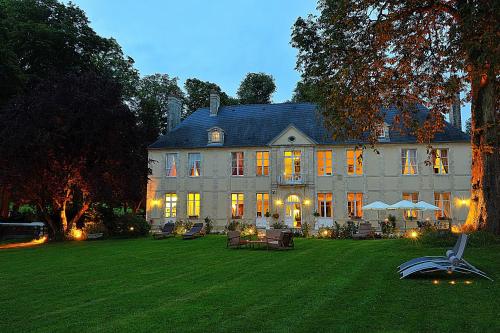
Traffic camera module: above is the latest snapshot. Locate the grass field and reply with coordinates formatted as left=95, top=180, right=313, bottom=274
left=0, top=236, right=499, bottom=333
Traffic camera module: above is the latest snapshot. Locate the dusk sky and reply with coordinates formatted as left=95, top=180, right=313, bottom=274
left=71, top=0, right=318, bottom=103
left=71, top=0, right=470, bottom=126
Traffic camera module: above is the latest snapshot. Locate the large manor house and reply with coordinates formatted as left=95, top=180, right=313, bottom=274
left=146, top=93, right=470, bottom=231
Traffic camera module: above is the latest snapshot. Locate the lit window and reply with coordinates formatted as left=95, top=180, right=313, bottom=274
left=231, top=152, right=244, bottom=176
left=402, top=192, right=419, bottom=218
left=432, top=149, right=449, bottom=174
left=317, top=150, right=333, bottom=176
left=256, top=193, right=269, bottom=217
left=434, top=192, right=451, bottom=219
left=165, top=153, right=177, bottom=177
left=346, top=149, right=363, bottom=175
left=231, top=193, right=244, bottom=218
left=256, top=151, right=269, bottom=176
left=347, top=192, right=363, bottom=218
left=401, top=149, right=418, bottom=175
left=317, top=193, right=333, bottom=218
left=207, top=128, right=224, bottom=144
left=165, top=193, right=177, bottom=218
left=188, top=153, right=201, bottom=177
left=284, top=151, right=301, bottom=180
left=187, top=193, right=200, bottom=218
left=377, top=123, right=389, bottom=140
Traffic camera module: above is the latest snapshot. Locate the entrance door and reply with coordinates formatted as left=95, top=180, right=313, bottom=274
left=285, top=195, right=301, bottom=228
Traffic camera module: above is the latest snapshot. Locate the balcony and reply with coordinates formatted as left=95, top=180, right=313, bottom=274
left=276, top=173, right=308, bottom=186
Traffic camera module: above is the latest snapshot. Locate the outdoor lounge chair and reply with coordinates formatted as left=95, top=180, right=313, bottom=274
left=352, top=222, right=375, bottom=239
left=226, top=231, right=249, bottom=249
left=398, top=234, right=465, bottom=272
left=182, top=222, right=205, bottom=240
left=152, top=222, right=175, bottom=240
left=399, top=234, right=492, bottom=280
left=266, top=229, right=294, bottom=250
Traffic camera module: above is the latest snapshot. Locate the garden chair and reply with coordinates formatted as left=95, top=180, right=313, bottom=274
left=352, top=222, right=375, bottom=239
left=266, top=230, right=294, bottom=250
left=398, top=233, right=465, bottom=272
left=226, top=231, right=248, bottom=249
left=399, top=234, right=492, bottom=280
left=152, top=223, right=175, bottom=240
left=182, top=223, right=205, bottom=240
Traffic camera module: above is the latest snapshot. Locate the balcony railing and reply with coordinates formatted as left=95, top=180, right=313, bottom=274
left=277, top=173, right=307, bottom=185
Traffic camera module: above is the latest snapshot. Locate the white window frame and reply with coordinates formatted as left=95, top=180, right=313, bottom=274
left=401, top=149, right=418, bottom=175
left=231, top=152, right=244, bottom=176
left=187, top=192, right=200, bottom=218
left=346, top=149, right=363, bottom=176
left=434, top=192, right=452, bottom=219
left=402, top=192, right=419, bottom=218
left=432, top=148, right=449, bottom=175
left=188, top=153, right=201, bottom=177
left=284, top=150, right=302, bottom=180
left=256, top=193, right=269, bottom=217
left=256, top=151, right=269, bottom=176
left=231, top=193, right=244, bottom=219
left=317, top=193, right=333, bottom=218
left=347, top=192, right=363, bottom=218
left=208, top=128, right=224, bottom=144
left=165, top=193, right=177, bottom=218
left=317, top=150, right=333, bottom=176
left=165, top=153, right=178, bottom=177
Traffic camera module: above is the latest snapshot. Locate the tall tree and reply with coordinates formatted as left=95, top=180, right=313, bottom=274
left=0, top=72, right=146, bottom=238
left=292, top=79, right=319, bottom=103
left=237, top=72, right=276, bottom=104
left=184, top=78, right=237, bottom=115
left=134, top=74, right=184, bottom=143
left=292, top=0, right=499, bottom=233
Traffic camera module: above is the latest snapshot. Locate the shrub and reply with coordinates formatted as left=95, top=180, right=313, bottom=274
left=419, top=230, right=457, bottom=247
left=271, top=221, right=286, bottom=229
left=108, top=214, right=150, bottom=237
left=83, top=221, right=107, bottom=235
left=240, top=223, right=256, bottom=236
left=317, top=227, right=333, bottom=238
left=174, top=220, right=193, bottom=235
left=204, top=216, right=214, bottom=234
left=264, top=211, right=271, bottom=218
left=226, top=220, right=239, bottom=232
left=301, top=221, right=311, bottom=238
left=272, top=212, right=280, bottom=220
left=379, top=217, right=396, bottom=235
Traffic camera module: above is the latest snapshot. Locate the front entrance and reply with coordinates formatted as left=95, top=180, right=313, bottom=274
left=285, top=194, right=301, bottom=228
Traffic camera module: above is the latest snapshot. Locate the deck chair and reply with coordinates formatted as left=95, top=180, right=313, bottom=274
left=398, top=233, right=465, bottom=272
left=182, top=223, right=205, bottom=240
left=399, top=234, right=492, bottom=280
left=352, top=222, right=375, bottom=239
left=226, top=231, right=248, bottom=248
left=152, top=222, right=175, bottom=240
left=267, top=230, right=294, bottom=250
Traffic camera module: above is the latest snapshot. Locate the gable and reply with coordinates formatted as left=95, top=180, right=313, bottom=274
left=268, top=125, right=317, bottom=146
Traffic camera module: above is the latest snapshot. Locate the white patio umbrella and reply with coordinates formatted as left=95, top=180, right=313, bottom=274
left=362, top=201, right=390, bottom=223
left=388, top=200, right=421, bottom=230
left=415, top=201, right=440, bottom=223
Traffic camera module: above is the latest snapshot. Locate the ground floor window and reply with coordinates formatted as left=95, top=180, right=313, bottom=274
left=187, top=193, right=200, bottom=218
left=256, top=193, right=269, bottom=217
left=402, top=192, right=418, bottom=218
left=317, top=193, right=333, bottom=217
left=347, top=192, right=363, bottom=218
left=231, top=193, right=244, bottom=218
left=434, top=192, right=451, bottom=219
left=165, top=193, right=177, bottom=218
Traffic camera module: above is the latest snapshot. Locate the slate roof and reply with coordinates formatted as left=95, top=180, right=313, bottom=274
left=149, top=102, right=469, bottom=149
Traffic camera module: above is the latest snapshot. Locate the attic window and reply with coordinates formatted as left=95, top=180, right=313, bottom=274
left=288, top=136, right=296, bottom=143
left=377, top=123, right=390, bottom=141
left=208, top=127, right=224, bottom=144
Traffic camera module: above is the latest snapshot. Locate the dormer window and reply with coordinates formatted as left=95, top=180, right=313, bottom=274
left=207, top=127, right=224, bottom=145
left=377, top=123, right=390, bottom=141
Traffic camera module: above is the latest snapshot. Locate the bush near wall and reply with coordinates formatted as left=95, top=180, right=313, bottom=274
left=104, top=214, right=150, bottom=237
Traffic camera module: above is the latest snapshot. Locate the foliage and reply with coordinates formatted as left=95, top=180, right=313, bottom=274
left=237, top=72, right=276, bottom=104
left=184, top=78, right=238, bottom=115
left=264, top=211, right=271, bottom=218
left=0, top=72, right=146, bottom=238
left=106, top=214, right=150, bottom=237
left=465, top=118, right=472, bottom=136
left=204, top=216, right=214, bottom=234
left=313, top=211, right=320, bottom=217
left=301, top=221, right=312, bottom=238
left=173, top=220, right=193, bottom=235
left=467, top=230, right=499, bottom=247
left=272, top=212, right=280, bottom=220
left=133, top=74, right=184, bottom=143
left=291, top=0, right=499, bottom=233
left=292, top=79, right=319, bottom=103
left=226, top=220, right=239, bottom=232
left=271, top=221, right=286, bottom=229
left=240, top=223, right=256, bottom=237
left=83, top=221, right=107, bottom=235
left=380, top=215, right=397, bottom=235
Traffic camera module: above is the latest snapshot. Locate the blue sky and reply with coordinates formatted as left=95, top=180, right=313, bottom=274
left=71, top=0, right=469, bottom=127
left=71, top=0, right=318, bottom=102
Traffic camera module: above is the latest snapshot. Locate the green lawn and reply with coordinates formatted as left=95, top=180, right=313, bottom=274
left=0, top=236, right=499, bottom=333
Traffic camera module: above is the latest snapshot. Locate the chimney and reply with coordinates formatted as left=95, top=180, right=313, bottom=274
left=167, top=96, right=182, bottom=132
left=209, top=90, right=220, bottom=116
left=449, top=92, right=462, bottom=130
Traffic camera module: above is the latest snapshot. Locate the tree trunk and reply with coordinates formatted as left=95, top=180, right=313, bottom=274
left=67, top=201, right=90, bottom=231
left=60, top=205, right=68, bottom=235
left=465, top=65, right=500, bottom=234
